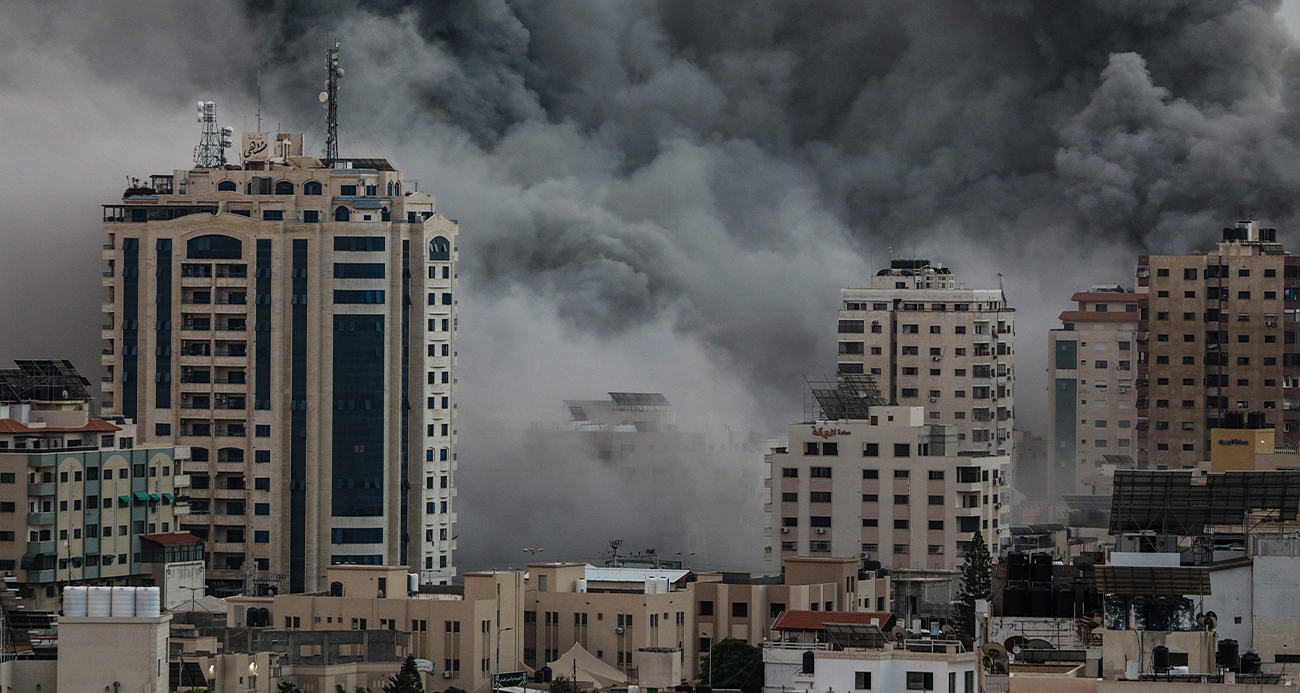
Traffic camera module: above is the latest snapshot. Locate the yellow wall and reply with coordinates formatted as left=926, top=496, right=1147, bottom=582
left=1209, top=428, right=1273, bottom=472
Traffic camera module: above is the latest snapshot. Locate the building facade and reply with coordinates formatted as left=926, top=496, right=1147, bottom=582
left=101, top=144, right=459, bottom=593
left=765, top=405, right=1005, bottom=570
left=0, top=360, right=188, bottom=609
left=1047, top=286, right=1142, bottom=497
left=837, top=260, right=1015, bottom=456
left=1136, top=221, right=1298, bottom=470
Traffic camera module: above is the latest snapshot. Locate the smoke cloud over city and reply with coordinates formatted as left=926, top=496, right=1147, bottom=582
left=4, top=0, right=1300, bottom=571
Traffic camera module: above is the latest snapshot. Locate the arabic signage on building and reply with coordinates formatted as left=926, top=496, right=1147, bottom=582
left=810, top=425, right=851, bottom=439
left=241, top=132, right=269, bottom=162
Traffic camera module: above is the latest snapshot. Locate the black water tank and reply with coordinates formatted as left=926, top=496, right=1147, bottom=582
left=1130, top=596, right=1149, bottom=631
left=1242, top=651, right=1262, bottom=674
left=1218, top=639, right=1240, bottom=670
left=863, top=559, right=882, bottom=572
left=1225, top=411, right=1245, bottom=429
left=1104, top=595, right=1128, bottom=630
left=1031, top=554, right=1053, bottom=583
left=1003, top=586, right=1026, bottom=617
left=1149, top=597, right=1172, bottom=632
left=1153, top=646, right=1170, bottom=673
left=1248, top=412, right=1266, bottom=430
left=698, top=686, right=713, bottom=693
left=802, top=650, right=815, bottom=675
left=675, top=685, right=693, bottom=693
left=330, top=581, right=344, bottom=597
left=1054, top=586, right=1074, bottom=618
left=535, top=668, right=552, bottom=684
left=1006, top=552, right=1029, bottom=582
left=1263, top=228, right=1278, bottom=242
left=1029, top=586, right=1052, bottom=617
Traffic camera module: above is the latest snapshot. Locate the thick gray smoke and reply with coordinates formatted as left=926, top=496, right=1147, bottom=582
left=4, top=0, right=1300, bottom=571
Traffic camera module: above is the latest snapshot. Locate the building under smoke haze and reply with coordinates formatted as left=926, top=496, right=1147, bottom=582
left=1047, top=285, right=1141, bottom=498
left=1136, top=221, right=1298, bottom=472
left=766, top=376, right=1005, bottom=570
left=100, top=123, right=460, bottom=593
left=836, top=260, right=1015, bottom=457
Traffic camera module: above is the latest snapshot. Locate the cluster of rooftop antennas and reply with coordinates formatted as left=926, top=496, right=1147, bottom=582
left=323, top=42, right=343, bottom=166
left=193, top=101, right=233, bottom=168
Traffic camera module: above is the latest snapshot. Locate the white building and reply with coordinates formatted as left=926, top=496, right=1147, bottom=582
left=837, top=260, right=1015, bottom=457
left=765, top=637, right=978, bottom=693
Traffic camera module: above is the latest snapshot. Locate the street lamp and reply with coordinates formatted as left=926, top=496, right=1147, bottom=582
left=496, top=626, right=515, bottom=691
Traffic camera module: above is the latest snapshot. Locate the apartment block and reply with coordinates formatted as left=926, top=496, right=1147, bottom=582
left=837, top=260, right=1015, bottom=456
left=1136, top=221, right=1299, bottom=470
left=100, top=141, right=459, bottom=592
left=0, top=360, right=188, bottom=610
left=765, top=400, right=1005, bottom=570
left=1047, top=286, right=1142, bottom=497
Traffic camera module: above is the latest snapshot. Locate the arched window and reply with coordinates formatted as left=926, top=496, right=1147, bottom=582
left=381, top=207, right=390, bottom=222
left=187, top=234, right=243, bottom=259
left=386, top=181, right=393, bottom=196
left=217, top=180, right=237, bottom=192
left=394, top=181, right=401, bottom=195
left=335, top=206, right=351, bottom=222
left=429, top=236, right=451, bottom=261
left=303, top=181, right=323, bottom=196
left=274, top=181, right=294, bottom=195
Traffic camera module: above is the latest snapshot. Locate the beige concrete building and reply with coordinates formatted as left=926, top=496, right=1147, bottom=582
left=838, top=260, right=1016, bottom=456
left=0, top=360, right=189, bottom=609
left=765, top=403, right=1006, bottom=570
left=101, top=134, right=460, bottom=592
left=1047, top=286, right=1142, bottom=497
left=230, top=565, right=523, bottom=692
left=1136, top=221, right=1299, bottom=470
left=58, top=611, right=173, bottom=692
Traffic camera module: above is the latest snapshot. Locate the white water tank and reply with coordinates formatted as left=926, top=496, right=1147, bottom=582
left=1126, top=661, right=1140, bottom=680
left=577, top=578, right=587, bottom=593
left=135, top=586, right=161, bottom=617
left=86, top=586, right=112, bottom=617
left=659, top=577, right=670, bottom=593
left=409, top=573, right=419, bottom=594
left=111, top=586, right=136, bottom=617
left=64, top=586, right=87, bottom=617
left=645, top=577, right=658, bottom=595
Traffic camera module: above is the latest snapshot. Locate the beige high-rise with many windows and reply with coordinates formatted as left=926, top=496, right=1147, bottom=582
left=101, top=142, right=459, bottom=593
left=836, top=260, right=1015, bottom=456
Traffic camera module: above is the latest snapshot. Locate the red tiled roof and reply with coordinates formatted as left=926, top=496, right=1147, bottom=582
left=1070, top=293, right=1143, bottom=302
left=772, top=610, right=895, bottom=631
left=0, top=418, right=121, bottom=434
left=1058, top=311, right=1139, bottom=323
left=140, top=533, right=203, bottom=545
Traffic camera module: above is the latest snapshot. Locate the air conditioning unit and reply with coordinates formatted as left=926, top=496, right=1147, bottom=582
left=443, top=672, right=453, bottom=679
left=780, top=527, right=790, bottom=534
left=929, top=398, right=937, bottom=403
left=615, top=627, right=625, bottom=634
left=932, top=356, right=941, bottom=361
left=815, top=528, right=826, bottom=535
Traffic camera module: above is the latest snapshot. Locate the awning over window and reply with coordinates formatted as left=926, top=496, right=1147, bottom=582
left=119, top=495, right=133, bottom=504
left=132, top=491, right=152, bottom=502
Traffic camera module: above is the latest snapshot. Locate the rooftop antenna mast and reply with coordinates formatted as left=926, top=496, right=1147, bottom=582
left=256, top=70, right=262, bottom=132
left=193, top=101, right=232, bottom=168
left=323, top=41, right=343, bottom=167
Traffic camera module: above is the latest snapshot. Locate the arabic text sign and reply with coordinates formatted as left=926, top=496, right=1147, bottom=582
left=242, top=132, right=269, bottom=162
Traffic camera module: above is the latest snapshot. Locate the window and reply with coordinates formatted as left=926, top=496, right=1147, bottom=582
left=855, top=672, right=872, bottom=690
left=811, top=467, right=832, bottom=478
left=862, top=518, right=878, bottom=526
left=894, top=519, right=909, bottom=529
left=822, top=442, right=839, bottom=456
left=929, top=470, right=944, bottom=480
left=698, top=601, right=714, bottom=616
left=929, top=520, right=944, bottom=529
left=810, top=516, right=832, bottom=527
left=894, top=495, right=910, bottom=506
left=863, top=443, right=879, bottom=457
left=906, top=672, right=934, bottom=690
left=782, top=493, right=797, bottom=502
left=838, top=320, right=865, bottom=333
left=902, top=324, right=919, bottom=334
left=732, top=602, right=748, bottom=618
left=862, top=494, right=878, bottom=502
left=894, top=443, right=910, bottom=457
left=928, top=495, right=944, bottom=505
left=804, top=442, right=820, bottom=456
left=782, top=468, right=798, bottom=478
left=810, top=492, right=831, bottom=503
left=894, top=469, right=909, bottom=478
left=863, top=469, right=878, bottom=479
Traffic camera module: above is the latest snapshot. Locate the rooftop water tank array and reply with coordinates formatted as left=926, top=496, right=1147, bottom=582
left=65, top=585, right=160, bottom=618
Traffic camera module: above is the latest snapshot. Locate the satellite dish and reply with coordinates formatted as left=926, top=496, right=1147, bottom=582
left=197, top=102, right=205, bottom=112
left=1072, top=554, right=1096, bottom=570
left=205, top=101, right=214, bottom=107
left=981, top=642, right=1010, bottom=660
left=1027, top=638, right=1054, bottom=651
left=319, top=91, right=328, bottom=103
left=223, top=126, right=234, bottom=135
left=335, top=67, right=345, bottom=78
left=1004, top=636, right=1028, bottom=654
left=890, top=626, right=907, bottom=642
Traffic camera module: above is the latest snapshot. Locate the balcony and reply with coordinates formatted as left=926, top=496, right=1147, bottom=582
left=173, top=475, right=191, bottom=488
left=27, top=483, right=56, bottom=496
left=27, top=512, right=56, bottom=525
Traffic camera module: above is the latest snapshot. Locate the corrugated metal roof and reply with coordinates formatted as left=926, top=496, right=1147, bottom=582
left=583, top=564, right=690, bottom=584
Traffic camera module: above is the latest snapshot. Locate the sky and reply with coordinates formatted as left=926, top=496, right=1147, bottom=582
left=4, top=0, right=1300, bottom=571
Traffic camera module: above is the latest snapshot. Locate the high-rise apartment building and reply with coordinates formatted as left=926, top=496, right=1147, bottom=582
left=1136, top=221, right=1298, bottom=470
left=1047, top=286, right=1141, bottom=496
left=765, top=378, right=1005, bottom=570
left=837, top=260, right=1015, bottom=456
left=101, top=136, right=459, bottom=593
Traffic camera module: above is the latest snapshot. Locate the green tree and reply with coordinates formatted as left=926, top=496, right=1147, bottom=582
left=957, top=529, right=993, bottom=637
left=383, top=656, right=425, bottom=693
left=337, top=686, right=372, bottom=693
left=440, top=687, right=469, bottom=693
left=699, top=638, right=762, bottom=693
left=277, top=683, right=302, bottom=693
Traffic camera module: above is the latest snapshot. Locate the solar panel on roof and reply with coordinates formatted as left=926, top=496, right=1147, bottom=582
left=1109, top=470, right=1300, bottom=534
left=1094, top=566, right=1212, bottom=595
